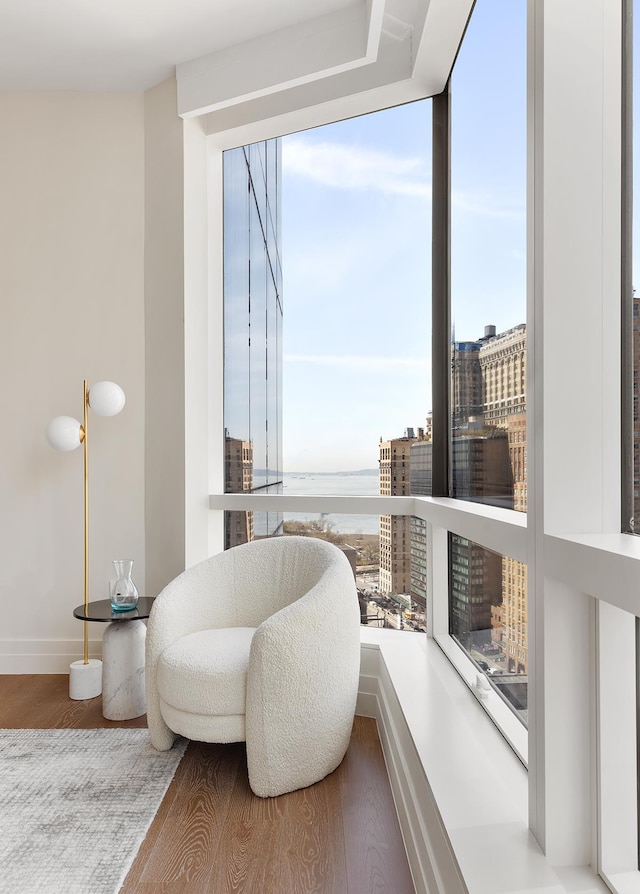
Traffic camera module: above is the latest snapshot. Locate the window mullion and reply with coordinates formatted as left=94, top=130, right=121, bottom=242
left=431, top=84, right=451, bottom=501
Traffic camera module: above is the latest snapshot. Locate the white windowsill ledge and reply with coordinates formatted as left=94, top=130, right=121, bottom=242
left=358, top=626, right=610, bottom=894
left=545, top=531, right=640, bottom=616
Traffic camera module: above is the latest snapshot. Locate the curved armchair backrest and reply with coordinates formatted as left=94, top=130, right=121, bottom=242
left=154, top=535, right=354, bottom=633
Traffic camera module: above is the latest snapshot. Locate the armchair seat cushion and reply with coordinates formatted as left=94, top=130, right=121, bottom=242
left=157, top=627, right=256, bottom=717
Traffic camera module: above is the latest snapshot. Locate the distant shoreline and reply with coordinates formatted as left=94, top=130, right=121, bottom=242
left=284, top=469, right=378, bottom=477
left=253, top=469, right=378, bottom=477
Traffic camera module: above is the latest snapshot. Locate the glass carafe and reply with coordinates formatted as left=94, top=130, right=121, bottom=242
left=110, top=560, right=139, bottom=612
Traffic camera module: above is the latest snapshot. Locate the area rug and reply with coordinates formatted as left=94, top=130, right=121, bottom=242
left=0, top=728, right=187, bottom=894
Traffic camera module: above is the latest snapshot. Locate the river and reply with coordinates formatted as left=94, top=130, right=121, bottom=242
left=282, top=471, right=380, bottom=534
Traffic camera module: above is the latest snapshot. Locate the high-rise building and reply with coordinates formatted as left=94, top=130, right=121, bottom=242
left=451, top=325, right=528, bottom=670
left=379, top=431, right=417, bottom=596
left=409, top=439, right=432, bottom=618
left=451, top=431, right=513, bottom=509
left=224, top=435, right=254, bottom=549
left=452, top=340, right=483, bottom=428
left=223, top=140, right=283, bottom=542
left=409, top=516, right=428, bottom=618
left=497, top=413, right=528, bottom=671
left=449, top=534, right=502, bottom=647
left=449, top=434, right=511, bottom=648
left=478, top=324, right=526, bottom=429
left=498, top=547, right=528, bottom=674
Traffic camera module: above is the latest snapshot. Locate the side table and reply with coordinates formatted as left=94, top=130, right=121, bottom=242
left=73, top=597, right=155, bottom=721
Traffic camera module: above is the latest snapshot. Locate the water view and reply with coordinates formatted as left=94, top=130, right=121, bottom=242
left=283, top=470, right=379, bottom=534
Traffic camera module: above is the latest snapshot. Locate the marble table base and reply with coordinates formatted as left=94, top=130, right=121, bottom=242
left=101, top=619, right=147, bottom=721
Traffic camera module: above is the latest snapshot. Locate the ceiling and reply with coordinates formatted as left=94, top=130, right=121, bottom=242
left=0, top=0, right=366, bottom=92
left=0, top=0, right=473, bottom=128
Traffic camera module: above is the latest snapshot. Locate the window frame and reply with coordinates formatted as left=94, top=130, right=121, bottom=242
left=430, top=5, right=530, bottom=756
left=182, top=0, right=638, bottom=888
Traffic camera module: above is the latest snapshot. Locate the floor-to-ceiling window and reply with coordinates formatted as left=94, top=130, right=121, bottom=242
left=223, top=101, right=432, bottom=632
left=447, top=0, right=528, bottom=723
left=209, top=1, right=638, bottom=890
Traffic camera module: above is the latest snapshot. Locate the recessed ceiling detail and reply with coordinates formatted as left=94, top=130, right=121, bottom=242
left=0, top=0, right=473, bottom=111
left=176, top=0, right=386, bottom=117
left=177, top=0, right=472, bottom=119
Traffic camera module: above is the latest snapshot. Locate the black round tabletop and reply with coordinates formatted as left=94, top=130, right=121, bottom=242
left=72, top=597, right=155, bottom=622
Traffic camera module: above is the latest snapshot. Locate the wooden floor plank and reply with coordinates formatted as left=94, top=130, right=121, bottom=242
left=211, top=749, right=349, bottom=894
left=129, top=741, right=245, bottom=892
left=340, top=715, right=416, bottom=894
left=0, top=676, right=415, bottom=893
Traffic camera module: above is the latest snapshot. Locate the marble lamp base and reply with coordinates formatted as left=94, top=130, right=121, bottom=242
left=101, top=619, right=147, bottom=721
left=69, top=658, right=103, bottom=700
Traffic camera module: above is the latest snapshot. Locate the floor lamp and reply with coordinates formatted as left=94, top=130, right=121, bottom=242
left=46, top=379, right=126, bottom=699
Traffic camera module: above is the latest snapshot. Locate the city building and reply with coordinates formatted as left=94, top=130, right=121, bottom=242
left=409, top=428, right=514, bottom=637
left=499, top=414, right=528, bottom=671
left=409, top=515, right=428, bottom=618
left=451, top=430, right=513, bottom=509
left=449, top=533, right=502, bottom=647
left=452, top=326, right=528, bottom=671
left=379, top=431, right=417, bottom=596
left=224, top=435, right=254, bottom=548
left=449, top=433, right=512, bottom=650
left=478, top=324, right=527, bottom=428
left=507, top=413, right=528, bottom=513
left=409, top=439, right=433, bottom=617
left=452, top=340, right=483, bottom=428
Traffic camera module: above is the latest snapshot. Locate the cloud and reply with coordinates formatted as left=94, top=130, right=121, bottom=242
left=282, top=138, right=430, bottom=199
left=452, top=188, right=525, bottom=221
left=283, top=137, right=524, bottom=220
left=284, top=353, right=429, bottom=372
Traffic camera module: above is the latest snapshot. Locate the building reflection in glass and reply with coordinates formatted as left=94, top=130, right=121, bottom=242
left=447, top=325, right=528, bottom=721
left=223, top=140, right=283, bottom=547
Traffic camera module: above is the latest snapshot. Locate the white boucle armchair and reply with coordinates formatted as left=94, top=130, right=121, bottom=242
left=146, top=535, right=361, bottom=798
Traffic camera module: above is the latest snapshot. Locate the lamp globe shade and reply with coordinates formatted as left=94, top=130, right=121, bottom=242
left=46, top=416, right=83, bottom=451
left=88, top=381, right=125, bottom=417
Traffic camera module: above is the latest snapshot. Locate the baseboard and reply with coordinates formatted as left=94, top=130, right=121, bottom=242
left=357, top=641, right=466, bottom=894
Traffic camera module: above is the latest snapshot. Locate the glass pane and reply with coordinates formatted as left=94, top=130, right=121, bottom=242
left=450, top=0, right=527, bottom=511
left=282, top=471, right=380, bottom=563
left=633, top=0, right=640, bottom=527
left=223, top=142, right=283, bottom=545
left=630, top=0, right=640, bottom=867
left=447, top=0, right=527, bottom=723
left=449, top=533, right=528, bottom=725
left=226, top=509, right=426, bottom=632
left=223, top=104, right=432, bottom=632
left=281, top=101, right=432, bottom=478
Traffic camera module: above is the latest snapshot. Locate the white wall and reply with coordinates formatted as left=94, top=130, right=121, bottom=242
left=0, top=92, right=146, bottom=671
left=144, top=78, right=187, bottom=596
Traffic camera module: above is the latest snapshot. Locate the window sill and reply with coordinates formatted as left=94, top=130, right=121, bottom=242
left=358, top=627, right=609, bottom=894
left=432, top=632, right=528, bottom=764
left=545, top=531, right=640, bottom=615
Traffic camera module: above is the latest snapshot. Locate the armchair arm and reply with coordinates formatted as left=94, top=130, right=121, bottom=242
left=245, top=560, right=361, bottom=797
left=145, top=554, right=235, bottom=750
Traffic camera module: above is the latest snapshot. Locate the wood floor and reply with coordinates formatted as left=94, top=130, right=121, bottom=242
left=0, top=675, right=415, bottom=893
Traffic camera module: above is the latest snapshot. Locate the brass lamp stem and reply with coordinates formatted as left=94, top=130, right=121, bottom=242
left=82, top=379, right=89, bottom=665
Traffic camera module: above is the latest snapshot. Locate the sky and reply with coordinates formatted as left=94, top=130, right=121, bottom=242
left=280, top=0, right=527, bottom=473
